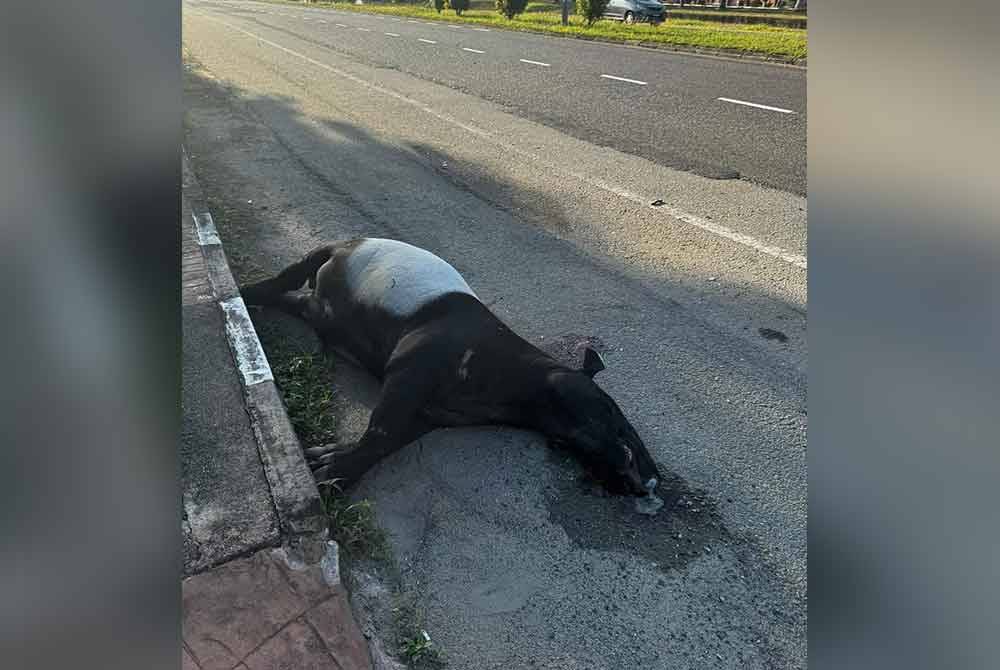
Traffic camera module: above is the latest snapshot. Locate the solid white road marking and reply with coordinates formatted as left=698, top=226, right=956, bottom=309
left=418, top=38, right=437, bottom=44
left=386, top=32, right=401, bottom=37
left=601, top=74, right=648, bottom=86
left=520, top=58, right=550, bottom=67
left=717, top=97, right=796, bottom=114
left=195, top=15, right=807, bottom=269
left=462, top=47, right=485, bottom=54
left=408, top=19, right=419, bottom=23
left=473, top=28, right=489, bottom=31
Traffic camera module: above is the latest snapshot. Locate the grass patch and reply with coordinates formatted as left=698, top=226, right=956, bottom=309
left=265, top=338, right=341, bottom=448
left=262, top=0, right=806, bottom=60
left=253, top=317, right=393, bottom=564
left=321, top=485, right=394, bottom=562
left=401, top=632, right=439, bottom=666
left=392, top=594, right=446, bottom=668
left=655, top=7, right=806, bottom=26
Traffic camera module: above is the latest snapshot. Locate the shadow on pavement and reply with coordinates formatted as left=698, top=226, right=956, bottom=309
left=183, top=59, right=806, bottom=669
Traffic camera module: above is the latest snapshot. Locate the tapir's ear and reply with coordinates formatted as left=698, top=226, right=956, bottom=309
left=582, top=347, right=606, bottom=378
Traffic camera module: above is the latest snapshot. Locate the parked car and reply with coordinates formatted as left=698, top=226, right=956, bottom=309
left=603, top=0, right=666, bottom=24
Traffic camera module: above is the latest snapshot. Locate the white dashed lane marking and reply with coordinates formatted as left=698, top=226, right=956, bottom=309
left=717, top=97, right=796, bottom=114
left=520, top=59, right=550, bottom=67
left=418, top=38, right=437, bottom=44
left=462, top=47, right=485, bottom=54
left=358, top=27, right=371, bottom=31
left=386, top=32, right=401, bottom=37
left=601, top=74, right=648, bottom=86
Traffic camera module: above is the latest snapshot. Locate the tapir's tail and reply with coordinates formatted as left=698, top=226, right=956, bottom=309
left=240, top=245, right=333, bottom=306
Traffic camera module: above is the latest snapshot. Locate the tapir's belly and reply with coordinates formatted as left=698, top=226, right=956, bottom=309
left=344, top=238, right=477, bottom=318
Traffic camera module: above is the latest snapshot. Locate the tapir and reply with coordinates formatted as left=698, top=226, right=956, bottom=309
left=240, top=238, right=662, bottom=500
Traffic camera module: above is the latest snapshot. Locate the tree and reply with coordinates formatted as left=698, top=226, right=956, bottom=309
left=430, top=0, right=444, bottom=12
left=576, top=0, right=610, bottom=26
left=496, top=0, right=529, bottom=20
left=448, top=0, right=469, bottom=14
left=718, top=0, right=727, bottom=10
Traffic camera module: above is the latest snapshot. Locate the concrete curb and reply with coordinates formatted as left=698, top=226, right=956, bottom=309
left=182, top=146, right=328, bottom=566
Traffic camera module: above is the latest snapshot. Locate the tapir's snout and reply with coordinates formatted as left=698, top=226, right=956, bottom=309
left=620, top=455, right=654, bottom=497
left=618, top=425, right=660, bottom=497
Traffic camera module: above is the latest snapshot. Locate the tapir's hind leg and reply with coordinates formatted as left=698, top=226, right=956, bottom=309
left=240, top=245, right=334, bottom=307
left=266, top=292, right=330, bottom=328
left=307, top=368, right=435, bottom=488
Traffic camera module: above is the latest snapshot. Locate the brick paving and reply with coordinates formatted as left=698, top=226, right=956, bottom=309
left=182, top=549, right=371, bottom=670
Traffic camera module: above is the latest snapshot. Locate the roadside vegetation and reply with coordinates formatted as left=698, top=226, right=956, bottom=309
left=657, top=7, right=806, bottom=27
left=322, top=487, right=393, bottom=562
left=393, top=594, right=447, bottom=668
left=266, top=0, right=806, bottom=60
left=251, top=317, right=392, bottom=566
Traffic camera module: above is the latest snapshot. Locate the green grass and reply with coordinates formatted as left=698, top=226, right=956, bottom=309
left=656, top=7, right=806, bottom=25
left=252, top=317, right=393, bottom=564
left=321, top=486, right=394, bottom=562
left=392, top=594, right=446, bottom=668
left=401, top=632, right=436, bottom=664
left=266, top=340, right=340, bottom=447
left=265, top=0, right=806, bottom=60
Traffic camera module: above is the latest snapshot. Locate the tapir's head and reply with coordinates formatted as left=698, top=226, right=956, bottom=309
left=542, top=348, right=661, bottom=497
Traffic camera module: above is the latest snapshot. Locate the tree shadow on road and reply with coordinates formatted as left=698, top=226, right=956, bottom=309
left=183, top=61, right=806, bottom=669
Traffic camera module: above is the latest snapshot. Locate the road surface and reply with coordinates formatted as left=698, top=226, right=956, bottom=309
left=183, top=2, right=806, bottom=668
left=188, top=0, right=806, bottom=195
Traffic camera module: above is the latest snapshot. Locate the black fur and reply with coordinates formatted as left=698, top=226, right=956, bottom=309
left=241, top=239, right=661, bottom=496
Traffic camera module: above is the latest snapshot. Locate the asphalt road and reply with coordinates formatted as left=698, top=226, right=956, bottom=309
left=183, top=3, right=806, bottom=668
left=188, top=0, right=807, bottom=195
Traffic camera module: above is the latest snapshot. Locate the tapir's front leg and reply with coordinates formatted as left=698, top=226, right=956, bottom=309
left=307, top=369, right=434, bottom=488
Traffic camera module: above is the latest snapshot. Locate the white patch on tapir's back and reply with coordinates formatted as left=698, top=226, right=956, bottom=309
left=345, top=239, right=477, bottom=317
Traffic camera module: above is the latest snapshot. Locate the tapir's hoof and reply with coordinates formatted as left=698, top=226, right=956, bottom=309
left=311, top=464, right=339, bottom=485
left=305, top=450, right=336, bottom=470
left=304, top=442, right=355, bottom=471
left=304, top=444, right=336, bottom=460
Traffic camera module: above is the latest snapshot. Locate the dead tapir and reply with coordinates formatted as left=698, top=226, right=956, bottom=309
left=241, top=238, right=662, bottom=501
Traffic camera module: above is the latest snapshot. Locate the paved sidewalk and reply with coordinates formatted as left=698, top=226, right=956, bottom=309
left=182, top=194, right=281, bottom=571
left=182, top=155, right=373, bottom=670
left=183, top=548, right=370, bottom=670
